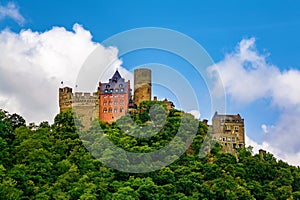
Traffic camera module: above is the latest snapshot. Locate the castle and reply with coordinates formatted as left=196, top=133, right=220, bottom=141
left=59, top=68, right=245, bottom=152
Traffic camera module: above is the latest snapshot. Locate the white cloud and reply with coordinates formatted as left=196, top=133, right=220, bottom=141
left=245, top=135, right=300, bottom=166
left=0, top=2, right=25, bottom=25
left=261, top=124, right=268, bottom=133
left=208, top=37, right=300, bottom=166
left=0, top=24, right=131, bottom=124
left=188, top=109, right=201, bottom=119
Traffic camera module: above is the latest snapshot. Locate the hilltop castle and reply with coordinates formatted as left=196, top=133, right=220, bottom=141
left=59, top=68, right=245, bottom=152
left=59, top=68, right=153, bottom=125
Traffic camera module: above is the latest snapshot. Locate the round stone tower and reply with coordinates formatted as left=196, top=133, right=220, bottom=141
left=134, top=68, right=151, bottom=106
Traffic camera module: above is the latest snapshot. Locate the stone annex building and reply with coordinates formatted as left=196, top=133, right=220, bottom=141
left=59, top=68, right=245, bottom=152
left=212, top=112, right=245, bottom=151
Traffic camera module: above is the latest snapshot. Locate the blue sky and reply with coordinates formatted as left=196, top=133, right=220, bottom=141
left=1, top=0, right=300, bottom=165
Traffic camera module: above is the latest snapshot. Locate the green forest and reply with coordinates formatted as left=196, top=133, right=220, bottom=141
left=0, top=101, right=300, bottom=199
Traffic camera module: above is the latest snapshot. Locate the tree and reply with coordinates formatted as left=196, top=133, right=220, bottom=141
left=9, top=113, right=26, bottom=130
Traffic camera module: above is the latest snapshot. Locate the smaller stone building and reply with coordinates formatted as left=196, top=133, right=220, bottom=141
left=212, top=112, right=245, bottom=153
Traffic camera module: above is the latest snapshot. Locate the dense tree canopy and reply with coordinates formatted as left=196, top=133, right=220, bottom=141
left=0, top=105, right=299, bottom=199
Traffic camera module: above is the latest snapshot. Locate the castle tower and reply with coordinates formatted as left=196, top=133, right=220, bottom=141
left=134, top=68, right=151, bottom=106
left=59, top=87, right=73, bottom=112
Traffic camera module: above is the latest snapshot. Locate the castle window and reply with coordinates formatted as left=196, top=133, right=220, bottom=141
left=114, top=108, right=118, bottom=113
left=108, top=108, right=112, bottom=113
left=106, top=84, right=110, bottom=88
left=103, top=108, right=108, bottom=113
left=119, top=84, right=123, bottom=88
left=234, top=126, right=239, bottom=131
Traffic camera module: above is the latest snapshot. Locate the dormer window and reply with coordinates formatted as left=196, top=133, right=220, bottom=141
left=106, top=84, right=110, bottom=88
left=110, top=89, right=113, bottom=93
left=104, top=89, right=108, bottom=93
left=119, top=84, right=123, bottom=88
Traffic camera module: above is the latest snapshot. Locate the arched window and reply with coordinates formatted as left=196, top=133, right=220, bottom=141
left=103, top=108, right=108, bottom=113
left=108, top=108, right=112, bottom=113
left=120, top=107, right=124, bottom=112
left=114, top=108, right=118, bottom=113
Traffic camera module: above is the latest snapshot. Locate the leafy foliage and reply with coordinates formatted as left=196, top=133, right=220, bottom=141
left=0, top=106, right=299, bottom=199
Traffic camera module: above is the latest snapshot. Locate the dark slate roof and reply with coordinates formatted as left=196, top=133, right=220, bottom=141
left=99, top=70, right=130, bottom=95
left=109, top=70, right=124, bottom=83
left=213, top=112, right=243, bottom=120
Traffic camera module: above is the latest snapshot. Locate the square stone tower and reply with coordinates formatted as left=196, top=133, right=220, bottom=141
left=134, top=68, right=151, bottom=106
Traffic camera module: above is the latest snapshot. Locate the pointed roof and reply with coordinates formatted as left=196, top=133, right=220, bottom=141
left=111, top=70, right=122, bottom=81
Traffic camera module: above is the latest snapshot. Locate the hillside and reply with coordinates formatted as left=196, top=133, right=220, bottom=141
left=0, top=102, right=300, bottom=199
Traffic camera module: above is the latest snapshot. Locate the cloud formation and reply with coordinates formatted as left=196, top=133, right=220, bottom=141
left=0, top=2, right=25, bottom=25
left=188, top=109, right=201, bottom=119
left=0, top=24, right=130, bottom=124
left=208, top=38, right=300, bottom=166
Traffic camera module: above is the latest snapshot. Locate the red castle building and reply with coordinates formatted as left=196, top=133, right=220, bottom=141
left=98, top=70, right=131, bottom=123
